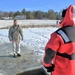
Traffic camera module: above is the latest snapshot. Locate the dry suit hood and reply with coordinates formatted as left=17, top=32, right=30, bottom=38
left=60, top=5, right=75, bottom=27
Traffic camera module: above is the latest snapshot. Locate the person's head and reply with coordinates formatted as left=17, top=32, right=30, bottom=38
left=14, top=19, right=18, bottom=26
left=59, top=9, right=67, bottom=26
left=60, top=5, right=75, bottom=27
left=62, top=9, right=67, bottom=18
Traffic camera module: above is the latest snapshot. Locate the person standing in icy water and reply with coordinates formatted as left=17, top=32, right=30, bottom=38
left=8, top=19, right=23, bottom=57
left=43, top=5, right=75, bottom=75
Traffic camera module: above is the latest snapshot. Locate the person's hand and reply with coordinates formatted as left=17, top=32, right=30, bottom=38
left=9, top=37, right=12, bottom=42
left=9, top=38, right=12, bottom=41
left=10, top=39, right=12, bottom=41
left=45, top=64, right=55, bottom=72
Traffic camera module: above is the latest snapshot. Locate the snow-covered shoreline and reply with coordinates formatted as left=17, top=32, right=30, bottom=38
left=0, top=20, right=59, bottom=28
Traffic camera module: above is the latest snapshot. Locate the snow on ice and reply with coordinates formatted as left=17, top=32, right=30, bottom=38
left=0, top=27, right=58, bottom=56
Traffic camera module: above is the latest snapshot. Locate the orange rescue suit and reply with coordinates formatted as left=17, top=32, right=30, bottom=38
left=43, top=5, right=75, bottom=75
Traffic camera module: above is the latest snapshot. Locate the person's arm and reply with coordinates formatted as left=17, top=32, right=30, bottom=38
left=42, top=32, right=61, bottom=72
left=19, top=26, right=23, bottom=40
left=8, top=27, right=12, bottom=41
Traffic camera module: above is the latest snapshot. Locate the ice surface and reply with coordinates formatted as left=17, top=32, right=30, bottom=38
left=0, top=27, right=58, bottom=56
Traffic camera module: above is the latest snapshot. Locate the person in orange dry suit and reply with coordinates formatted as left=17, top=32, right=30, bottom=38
left=43, top=5, right=75, bottom=75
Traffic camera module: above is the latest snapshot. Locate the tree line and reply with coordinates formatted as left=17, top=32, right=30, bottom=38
left=0, top=9, right=62, bottom=20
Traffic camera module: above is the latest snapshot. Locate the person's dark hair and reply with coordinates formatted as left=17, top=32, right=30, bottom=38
left=14, top=19, right=17, bottom=22
left=62, top=9, right=67, bottom=18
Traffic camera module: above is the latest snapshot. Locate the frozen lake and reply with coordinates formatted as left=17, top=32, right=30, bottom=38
left=0, top=27, right=58, bottom=75
left=0, top=27, right=58, bottom=56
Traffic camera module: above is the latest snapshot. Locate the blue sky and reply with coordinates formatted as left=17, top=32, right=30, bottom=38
left=0, top=0, right=75, bottom=12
